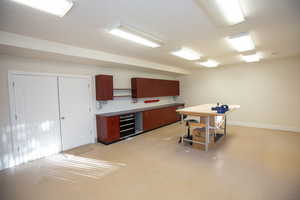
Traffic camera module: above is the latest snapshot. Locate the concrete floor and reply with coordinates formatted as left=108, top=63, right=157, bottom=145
left=0, top=123, right=300, bottom=200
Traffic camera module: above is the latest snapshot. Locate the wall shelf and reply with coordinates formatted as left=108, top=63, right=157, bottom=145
left=113, top=95, right=132, bottom=98
left=114, top=88, right=132, bottom=90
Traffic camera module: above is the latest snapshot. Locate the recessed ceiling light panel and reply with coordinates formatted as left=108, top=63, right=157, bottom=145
left=215, top=0, right=245, bottom=25
left=194, top=0, right=245, bottom=26
left=11, top=0, right=74, bottom=17
left=228, top=32, right=255, bottom=52
left=241, top=53, right=261, bottom=62
left=171, top=48, right=202, bottom=61
left=108, top=24, right=162, bottom=48
left=197, top=59, right=219, bottom=67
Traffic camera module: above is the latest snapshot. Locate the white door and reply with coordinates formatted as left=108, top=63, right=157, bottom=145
left=10, top=74, right=61, bottom=165
left=58, top=76, right=93, bottom=151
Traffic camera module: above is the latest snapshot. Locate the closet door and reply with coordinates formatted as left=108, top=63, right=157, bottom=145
left=58, top=76, right=94, bottom=151
left=11, top=74, right=61, bottom=165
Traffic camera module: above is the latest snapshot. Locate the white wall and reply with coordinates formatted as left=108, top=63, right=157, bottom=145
left=179, top=56, right=300, bottom=132
left=0, top=54, right=180, bottom=170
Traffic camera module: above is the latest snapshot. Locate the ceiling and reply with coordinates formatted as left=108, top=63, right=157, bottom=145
left=0, top=0, right=300, bottom=69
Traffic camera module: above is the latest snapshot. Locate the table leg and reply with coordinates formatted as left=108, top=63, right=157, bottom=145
left=205, top=116, right=210, bottom=152
left=178, top=114, right=185, bottom=144
left=224, top=115, right=227, bottom=136
left=180, top=114, right=183, bottom=124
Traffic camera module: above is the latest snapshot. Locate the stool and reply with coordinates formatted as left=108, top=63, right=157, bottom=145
left=178, top=117, right=199, bottom=143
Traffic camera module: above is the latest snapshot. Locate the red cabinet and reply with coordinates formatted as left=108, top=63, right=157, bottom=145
left=95, top=75, right=113, bottom=100
left=131, top=78, right=179, bottom=98
left=96, top=104, right=183, bottom=144
left=143, top=105, right=182, bottom=131
left=96, top=115, right=120, bottom=143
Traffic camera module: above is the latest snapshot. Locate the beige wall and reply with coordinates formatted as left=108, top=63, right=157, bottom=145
left=0, top=54, right=179, bottom=170
left=2, top=53, right=300, bottom=171
left=179, top=56, right=300, bottom=132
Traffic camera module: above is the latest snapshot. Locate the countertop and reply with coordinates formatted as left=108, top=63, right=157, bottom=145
left=96, top=103, right=184, bottom=117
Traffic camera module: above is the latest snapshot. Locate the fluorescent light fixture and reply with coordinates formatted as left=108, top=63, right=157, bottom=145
left=197, top=60, right=219, bottom=67
left=108, top=25, right=161, bottom=48
left=228, top=32, right=255, bottom=52
left=171, top=48, right=202, bottom=61
left=194, top=0, right=245, bottom=26
left=215, top=0, right=245, bottom=25
left=11, top=0, right=74, bottom=17
left=241, top=53, right=261, bottom=62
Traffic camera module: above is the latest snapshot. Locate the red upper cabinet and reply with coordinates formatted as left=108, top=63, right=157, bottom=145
left=131, top=78, right=179, bottom=98
left=95, top=75, right=113, bottom=100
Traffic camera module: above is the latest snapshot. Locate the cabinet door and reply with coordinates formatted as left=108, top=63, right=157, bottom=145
left=95, top=75, right=113, bottom=100
left=168, top=81, right=180, bottom=96
left=160, top=106, right=178, bottom=125
left=143, top=109, right=162, bottom=131
left=96, top=115, right=120, bottom=143
left=166, top=106, right=181, bottom=123
left=143, top=106, right=182, bottom=131
left=131, top=78, right=180, bottom=98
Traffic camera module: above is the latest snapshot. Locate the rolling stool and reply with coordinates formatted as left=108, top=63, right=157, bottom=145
left=178, top=116, right=199, bottom=144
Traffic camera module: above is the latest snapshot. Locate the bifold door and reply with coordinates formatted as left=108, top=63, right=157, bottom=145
left=58, top=76, right=94, bottom=151
left=10, top=74, right=94, bottom=167
left=10, top=74, right=62, bottom=165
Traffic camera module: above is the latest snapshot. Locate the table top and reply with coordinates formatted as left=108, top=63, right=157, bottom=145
left=176, top=104, right=240, bottom=117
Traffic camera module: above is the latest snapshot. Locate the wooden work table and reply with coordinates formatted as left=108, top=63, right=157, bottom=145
left=176, top=104, right=240, bottom=151
left=176, top=104, right=240, bottom=117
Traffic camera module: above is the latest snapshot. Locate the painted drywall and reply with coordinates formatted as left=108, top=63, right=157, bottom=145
left=179, top=56, right=300, bottom=132
left=0, top=54, right=181, bottom=171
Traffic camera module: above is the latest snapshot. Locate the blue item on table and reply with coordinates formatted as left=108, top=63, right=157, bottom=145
left=211, top=104, right=229, bottom=114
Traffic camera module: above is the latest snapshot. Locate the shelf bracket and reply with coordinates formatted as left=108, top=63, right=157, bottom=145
left=132, top=98, right=138, bottom=103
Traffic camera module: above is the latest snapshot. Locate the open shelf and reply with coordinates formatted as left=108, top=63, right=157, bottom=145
left=113, top=95, right=132, bottom=97
left=113, top=88, right=132, bottom=90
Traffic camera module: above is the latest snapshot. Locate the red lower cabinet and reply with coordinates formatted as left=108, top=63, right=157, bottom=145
left=96, top=104, right=183, bottom=144
left=96, top=115, right=120, bottom=144
left=143, top=105, right=181, bottom=131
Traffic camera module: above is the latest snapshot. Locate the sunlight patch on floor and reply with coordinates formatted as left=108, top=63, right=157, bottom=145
left=20, top=154, right=126, bottom=184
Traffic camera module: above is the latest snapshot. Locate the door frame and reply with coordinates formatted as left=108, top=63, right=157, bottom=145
left=8, top=71, right=95, bottom=156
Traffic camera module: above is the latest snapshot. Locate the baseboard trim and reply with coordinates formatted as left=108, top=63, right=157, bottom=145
left=228, top=121, right=300, bottom=133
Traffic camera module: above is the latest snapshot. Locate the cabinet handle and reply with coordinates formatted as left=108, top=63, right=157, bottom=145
left=120, top=123, right=135, bottom=127
left=120, top=127, right=135, bottom=132
left=120, top=114, right=134, bottom=119
left=120, top=118, right=135, bottom=122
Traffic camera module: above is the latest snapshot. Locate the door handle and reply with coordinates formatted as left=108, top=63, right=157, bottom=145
left=60, top=117, right=65, bottom=120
